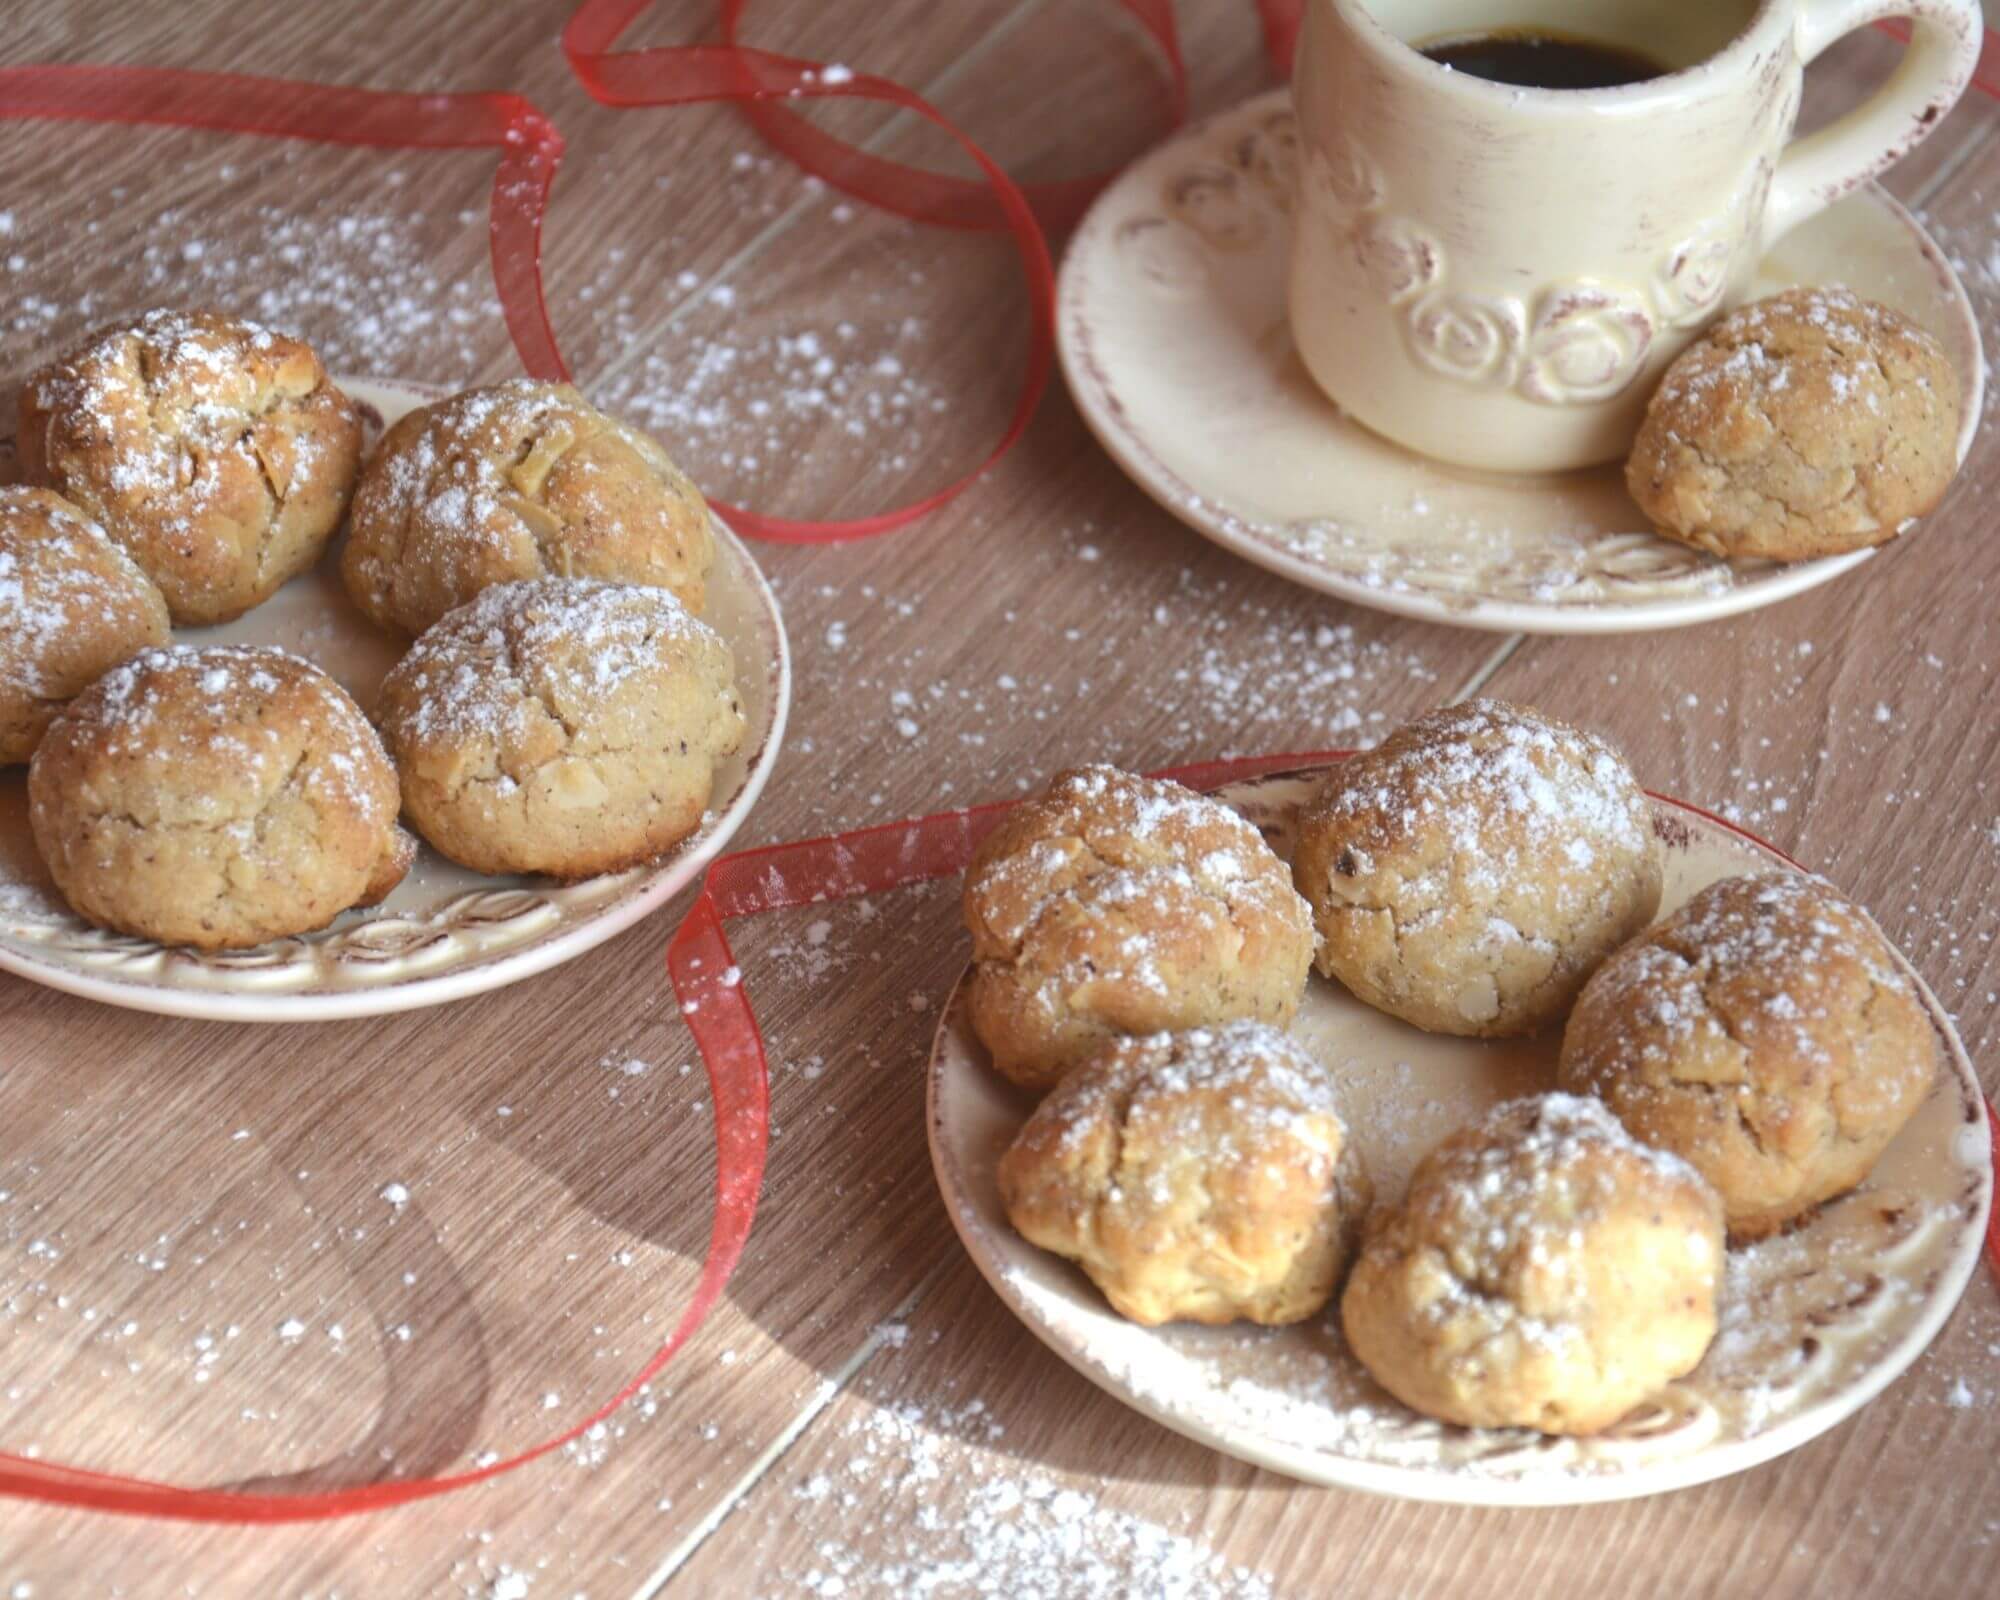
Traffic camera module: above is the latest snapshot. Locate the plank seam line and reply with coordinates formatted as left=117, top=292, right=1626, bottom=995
left=629, top=1272, right=943, bottom=1600
left=1447, top=633, right=1525, bottom=703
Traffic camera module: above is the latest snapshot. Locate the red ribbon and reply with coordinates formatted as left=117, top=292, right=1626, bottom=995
left=0, top=67, right=569, bottom=387
left=561, top=0, right=1057, bottom=544
left=705, top=0, right=1189, bottom=234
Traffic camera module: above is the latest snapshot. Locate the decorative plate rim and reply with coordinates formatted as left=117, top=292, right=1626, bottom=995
left=0, top=377, right=792, bottom=1022
left=1056, top=87, right=1987, bottom=636
left=926, top=769, right=1994, bottom=1505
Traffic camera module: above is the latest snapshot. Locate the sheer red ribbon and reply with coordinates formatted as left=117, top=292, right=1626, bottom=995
left=0, top=67, right=570, bottom=385
left=561, top=0, right=1055, bottom=543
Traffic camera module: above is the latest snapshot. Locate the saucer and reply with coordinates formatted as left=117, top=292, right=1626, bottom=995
left=0, top=379, right=791, bottom=1022
left=928, top=767, right=1994, bottom=1504
left=1058, top=89, right=1985, bottom=634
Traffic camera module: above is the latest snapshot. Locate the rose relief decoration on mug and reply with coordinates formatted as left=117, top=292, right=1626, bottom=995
left=1406, top=292, right=1527, bottom=389
left=1306, top=133, right=1383, bottom=228
left=1654, top=219, right=1737, bottom=330
left=1655, top=157, right=1773, bottom=329
left=1147, top=111, right=1769, bottom=411
left=1163, top=161, right=1268, bottom=252
left=1354, top=213, right=1441, bottom=305
left=1517, top=284, right=1656, bottom=404
left=1229, top=110, right=1303, bottom=214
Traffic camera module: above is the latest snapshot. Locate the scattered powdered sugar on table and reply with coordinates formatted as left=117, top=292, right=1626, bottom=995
left=2, top=197, right=504, bottom=381
left=598, top=316, right=950, bottom=485
left=765, top=1390, right=1274, bottom=1599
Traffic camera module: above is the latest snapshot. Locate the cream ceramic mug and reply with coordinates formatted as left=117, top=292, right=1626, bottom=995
left=1288, top=0, right=1983, bottom=473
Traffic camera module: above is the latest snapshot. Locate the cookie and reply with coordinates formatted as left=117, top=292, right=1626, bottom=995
left=1291, top=700, right=1661, bottom=1037
left=999, top=1022, right=1372, bottom=1326
left=374, top=578, right=744, bottom=879
left=18, top=308, right=363, bottom=624
left=1557, top=872, right=1936, bottom=1241
left=962, top=764, right=1315, bottom=1093
left=1626, top=286, right=1960, bottom=561
left=341, top=380, right=714, bottom=637
left=0, top=486, right=170, bottom=765
left=28, top=645, right=412, bottom=949
left=1341, top=1093, right=1723, bottom=1435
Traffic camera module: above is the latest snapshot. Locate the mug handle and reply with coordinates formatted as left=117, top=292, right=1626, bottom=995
left=1764, top=0, right=1984, bottom=244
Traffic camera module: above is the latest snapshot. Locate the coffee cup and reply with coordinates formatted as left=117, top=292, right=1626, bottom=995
left=1287, top=0, right=1983, bottom=473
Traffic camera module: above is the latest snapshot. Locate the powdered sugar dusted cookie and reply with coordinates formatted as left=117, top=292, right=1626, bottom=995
left=0, top=486, right=169, bottom=765
left=28, top=645, right=411, bottom=949
left=18, top=309, right=363, bottom=624
left=1626, top=286, right=1960, bottom=561
left=341, top=380, right=714, bottom=637
left=962, top=765, right=1315, bottom=1093
left=1292, top=700, right=1661, bottom=1037
left=1341, top=1093, right=1724, bottom=1435
left=1000, top=1021, right=1372, bottom=1326
left=1558, top=873, right=1936, bottom=1241
left=375, top=578, right=744, bottom=879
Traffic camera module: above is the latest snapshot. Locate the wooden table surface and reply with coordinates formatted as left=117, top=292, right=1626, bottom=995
left=2, top=3, right=1996, bottom=1595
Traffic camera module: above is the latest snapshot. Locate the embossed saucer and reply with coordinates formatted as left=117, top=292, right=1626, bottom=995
left=1058, top=88, right=1985, bottom=634
left=928, top=768, right=1993, bottom=1504
left=0, top=379, right=790, bottom=1021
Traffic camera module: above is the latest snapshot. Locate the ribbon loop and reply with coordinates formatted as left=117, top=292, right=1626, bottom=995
left=562, top=0, right=1057, bottom=543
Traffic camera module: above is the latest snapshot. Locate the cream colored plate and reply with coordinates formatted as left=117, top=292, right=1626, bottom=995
left=1058, top=88, right=1985, bottom=634
left=0, top=379, right=790, bottom=1021
left=928, top=769, right=1993, bottom=1504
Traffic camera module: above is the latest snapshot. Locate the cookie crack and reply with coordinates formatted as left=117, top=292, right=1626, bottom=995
left=1086, top=1076, right=1144, bottom=1258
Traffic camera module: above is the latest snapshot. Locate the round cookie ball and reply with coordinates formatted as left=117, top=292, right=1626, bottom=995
left=1292, top=700, right=1661, bottom=1038
left=999, top=1021, right=1373, bottom=1326
left=375, top=578, right=745, bottom=879
left=1341, top=1093, right=1723, bottom=1435
left=962, top=765, right=1315, bottom=1094
left=18, top=309, right=363, bottom=624
left=1557, top=872, right=1937, bottom=1241
left=341, top=380, right=714, bottom=638
left=28, top=645, right=413, bottom=949
left=1626, top=286, right=1960, bottom=561
left=0, top=486, right=169, bottom=765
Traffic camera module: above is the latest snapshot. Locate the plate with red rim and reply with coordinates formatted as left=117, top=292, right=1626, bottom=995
left=1057, top=88, right=1986, bottom=634
left=0, top=378, right=790, bottom=1021
left=927, top=765, right=1993, bottom=1505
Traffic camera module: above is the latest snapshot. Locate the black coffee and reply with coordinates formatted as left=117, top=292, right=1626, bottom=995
left=1420, top=28, right=1669, bottom=90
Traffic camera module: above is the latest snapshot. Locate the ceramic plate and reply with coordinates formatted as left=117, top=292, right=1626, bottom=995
left=928, top=768, right=1993, bottom=1505
left=1058, top=88, right=1986, bottom=634
left=0, top=379, right=790, bottom=1021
